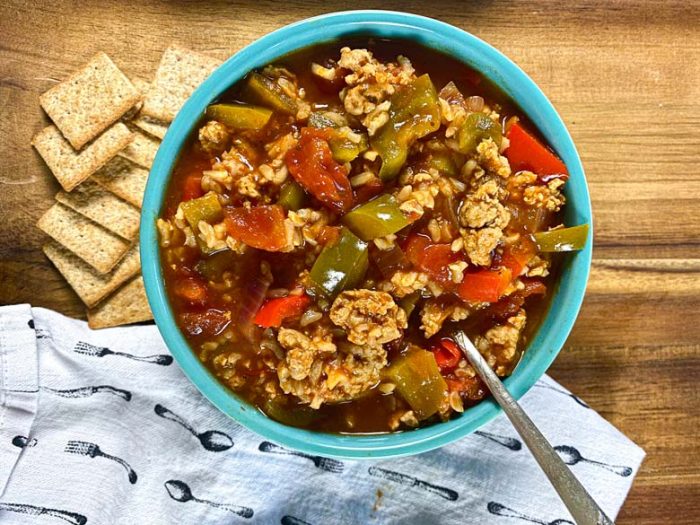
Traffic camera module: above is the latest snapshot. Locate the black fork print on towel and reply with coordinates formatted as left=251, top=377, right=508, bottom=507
left=258, top=441, right=344, bottom=473
left=44, top=385, right=132, bottom=401
left=281, top=516, right=313, bottom=525
left=367, top=466, right=458, bottom=501
left=64, top=440, right=137, bottom=484
left=164, top=480, right=254, bottom=519
left=74, top=341, right=173, bottom=365
left=154, top=404, right=233, bottom=452
left=555, top=445, right=633, bottom=477
left=12, top=435, right=38, bottom=448
left=475, top=430, right=522, bottom=451
left=0, top=502, right=86, bottom=525
left=533, top=382, right=590, bottom=408
left=487, top=502, right=574, bottom=525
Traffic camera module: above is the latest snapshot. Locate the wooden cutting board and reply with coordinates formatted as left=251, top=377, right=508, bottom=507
left=0, top=1, right=697, bottom=522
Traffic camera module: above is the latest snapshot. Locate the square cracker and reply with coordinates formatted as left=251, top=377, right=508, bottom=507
left=118, top=129, right=160, bottom=169
left=87, top=275, right=153, bottom=329
left=32, top=123, right=133, bottom=192
left=44, top=241, right=140, bottom=308
left=92, top=156, right=148, bottom=208
left=37, top=202, right=131, bottom=274
left=121, top=78, right=150, bottom=122
left=141, top=45, right=221, bottom=122
left=39, top=52, right=140, bottom=149
left=55, top=179, right=140, bottom=240
left=132, top=115, right=168, bottom=140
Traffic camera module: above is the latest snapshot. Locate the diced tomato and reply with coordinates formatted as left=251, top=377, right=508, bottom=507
left=501, top=238, right=537, bottom=278
left=353, top=177, right=384, bottom=205
left=179, top=309, right=230, bottom=337
left=285, top=127, right=354, bottom=213
left=505, top=121, right=568, bottom=177
left=224, top=204, right=288, bottom=252
left=458, top=267, right=513, bottom=303
left=431, top=338, right=462, bottom=372
left=182, top=175, right=204, bottom=201
left=173, top=277, right=208, bottom=305
left=254, top=294, right=311, bottom=328
left=520, top=278, right=547, bottom=297
left=404, top=234, right=462, bottom=284
left=317, top=225, right=341, bottom=246
left=446, top=376, right=487, bottom=401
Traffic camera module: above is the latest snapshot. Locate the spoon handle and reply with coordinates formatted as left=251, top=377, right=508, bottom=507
left=453, top=332, right=614, bottom=525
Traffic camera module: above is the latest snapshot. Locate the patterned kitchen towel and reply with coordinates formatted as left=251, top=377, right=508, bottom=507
left=0, top=304, right=644, bottom=525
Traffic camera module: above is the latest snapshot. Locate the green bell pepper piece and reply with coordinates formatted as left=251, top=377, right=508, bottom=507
left=371, top=74, right=441, bottom=181
left=329, top=133, right=369, bottom=163
left=426, top=150, right=458, bottom=177
left=341, top=194, right=409, bottom=241
left=399, top=292, right=420, bottom=319
left=533, top=224, right=589, bottom=252
left=456, top=112, right=502, bottom=154
left=309, top=227, right=369, bottom=298
left=181, top=192, right=224, bottom=255
left=181, top=192, right=223, bottom=231
left=205, top=103, right=272, bottom=130
left=384, top=347, right=447, bottom=419
left=195, top=250, right=237, bottom=281
left=264, top=399, right=320, bottom=426
left=241, top=72, right=297, bottom=115
left=308, top=112, right=339, bottom=129
left=277, top=181, right=307, bottom=211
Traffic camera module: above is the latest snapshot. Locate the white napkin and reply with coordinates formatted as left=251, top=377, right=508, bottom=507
left=0, top=304, right=644, bottom=525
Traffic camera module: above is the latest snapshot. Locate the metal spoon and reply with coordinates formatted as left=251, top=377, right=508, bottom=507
left=452, top=331, right=614, bottom=525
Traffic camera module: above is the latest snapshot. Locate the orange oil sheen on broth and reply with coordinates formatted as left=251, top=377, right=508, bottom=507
left=160, top=38, right=562, bottom=434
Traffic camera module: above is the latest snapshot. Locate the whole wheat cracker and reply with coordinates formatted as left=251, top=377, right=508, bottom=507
left=32, top=123, right=133, bottom=192
left=132, top=115, right=168, bottom=140
left=37, top=202, right=131, bottom=274
left=55, top=179, right=140, bottom=240
left=141, top=45, right=221, bottom=123
left=39, top=52, right=140, bottom=149
left=118, top=129, right=160, bottom=169
left=87, top=275, right=153, bottom=329
left=91, top=156, right=148, bottom=208
left=44, top=241, right=140, bottom=308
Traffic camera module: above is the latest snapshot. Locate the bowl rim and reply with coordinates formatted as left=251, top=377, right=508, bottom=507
left=141, top=9, right=593, bottom=459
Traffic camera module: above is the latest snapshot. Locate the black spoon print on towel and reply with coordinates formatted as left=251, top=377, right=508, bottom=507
left=64, top=440, right=137, bottom=484
left=154, top=404, right=233, bottom=452
left=0, top=502, right=87, bottom=525
left=475, top=430, right=522, bottom=451
left=74, top=341, right=173, bottom=366
left=367, top=466, right=458, bottom=501
left=12, top=435, right=38, bottom=448
left=487, top=502, right=574, bottom=525
left=281, top=516, right=313, bottom=525
left=533, top=382, right=590, bottom=408
left=555, top=445, right=632, bottom=477
left=258, top=441, right=344, bottom=473
left=164, top=480, right=254, bottom=519
left=27, top=319, right=50, bottom=339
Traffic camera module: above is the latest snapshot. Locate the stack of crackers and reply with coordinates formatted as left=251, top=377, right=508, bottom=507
left=33, top=46, right=220, bottom=329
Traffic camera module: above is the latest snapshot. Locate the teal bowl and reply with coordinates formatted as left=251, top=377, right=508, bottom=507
left=141, top=10, right=592, bottom=459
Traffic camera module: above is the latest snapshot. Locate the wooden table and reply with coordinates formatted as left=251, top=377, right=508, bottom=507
left=1, top=1, right=698, bottom=522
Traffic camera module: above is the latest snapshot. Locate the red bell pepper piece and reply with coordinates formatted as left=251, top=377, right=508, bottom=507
left=431, top=338, right=462, bottom=372
left=285, top=127, right=354, bottom=213
left=458, top=267, right=513, bottom=303
left=224, top=204, right=288, bottom=252
left=505, top=121, right=568, bottom=177
left=500, top=238, right=537, bottom=278
left=254, top=294, right=311, bottom=328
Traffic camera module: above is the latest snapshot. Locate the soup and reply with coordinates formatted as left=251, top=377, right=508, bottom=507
left=157, top=39, right=584, bottom=433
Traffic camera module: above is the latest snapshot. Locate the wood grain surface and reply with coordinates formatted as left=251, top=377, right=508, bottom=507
left=1, top=1, right=698, bottom=522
